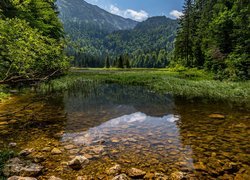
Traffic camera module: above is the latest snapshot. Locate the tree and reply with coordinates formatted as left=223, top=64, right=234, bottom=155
left=112, top=57, right=117, bottom=67
left=105, top=55, right=110, bottom=68
left=174, top=0, right=194, bottom=67
left=0, top=0, right=70, bottom=84
left=117, top=55, right=124, bottom=68
left=0, top=0, right=63, bottom=39
left=124, top=55, right=131, bottom=68
left=0, top=18, right=69, bottom=83
left=174, top=0, right=249, bottom=80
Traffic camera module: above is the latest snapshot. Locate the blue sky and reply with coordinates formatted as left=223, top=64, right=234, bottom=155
left=85, top=0, right=184, bottom=21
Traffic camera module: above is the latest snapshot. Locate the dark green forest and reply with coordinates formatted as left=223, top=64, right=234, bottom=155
left=65, top=16, right=178, bottom=68
left=0, top=0, right=70, bottom=84
left=174, top=0, right=249, bottom=80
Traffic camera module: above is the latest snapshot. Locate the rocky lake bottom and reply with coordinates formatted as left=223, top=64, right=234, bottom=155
left=0, top=84, right=249, bottom=179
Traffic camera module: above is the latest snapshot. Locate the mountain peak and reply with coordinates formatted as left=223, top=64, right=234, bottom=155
left=134, top=16, right=176, bottom=31
left=57, top=0, right=137, bottom=32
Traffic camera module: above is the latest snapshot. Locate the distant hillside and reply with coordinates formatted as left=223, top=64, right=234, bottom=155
left=56, top=0, right=178, bottom=68
left=104, top=16, right=178, bottom=54
left=57, top=0, right=137, bottom=33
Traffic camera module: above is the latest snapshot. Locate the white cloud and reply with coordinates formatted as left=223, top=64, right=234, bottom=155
left=110, top=5, right=149, bottom=22
left=170, top=10, right=183, bottom=19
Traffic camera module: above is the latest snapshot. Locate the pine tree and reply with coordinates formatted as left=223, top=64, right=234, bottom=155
left=105, top=55, right=110, bottom=68
left=124, top=57, right=131, bottom=68
left=117, top=55, right=124, bottom=68
left=174, top=0, right=249, bottom=79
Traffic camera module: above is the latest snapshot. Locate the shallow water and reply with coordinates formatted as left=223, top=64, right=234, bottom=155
left=0, top=83, right=249, bottom=179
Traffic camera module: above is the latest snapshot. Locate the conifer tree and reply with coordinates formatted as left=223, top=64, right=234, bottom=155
left=117, top=55, right=124, bottom=68
left=105, top=55, right=110, bottom=68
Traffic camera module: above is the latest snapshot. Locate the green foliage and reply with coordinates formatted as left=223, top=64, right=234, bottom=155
left=131, top=49, right=169, bottom=68
left=0, top=0, right=70, bottom=84
left=167, top=64, right=188, bottom=72
left=0, top=85, right=9, bottom=102
left=0, top=18, right=69, bottom=83
left=174, top=0, right=250, bottom=80
left=0, top=0, right=63, bottom=39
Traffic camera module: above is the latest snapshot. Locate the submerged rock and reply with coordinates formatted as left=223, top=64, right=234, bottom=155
left=8, top=176, right=37, bottom=180
left=64, top=144, right=75, bottom=150
left=234, top=123, right=247, bottom=128
left=112, top=174, right=130, bottom=180
left=154, top=172, right=168, bottom=180
left=9, top=142, right=17, bottom=148
left=48, top=176, right=62, bottom=180
left=68, top=149, right=80, bottom=154
left=41, top=147, right=51, bottom=152
left=68, top=156, right=89, bottom=170
left=19, top=149, right=34, bottom=156
left=33, top=154, right=45, bottom=163
left=0, top=121, right=8, bottom=125
left=3, top=158, right=43, bottom=177
left=194, top=162, right=206, bottom=171
left=51, top=148, right=62, bottom=155
left=208, top=114, right=225, bottom=119
left=107, top=164, right=121, bottom=175
left=91, top=145, right=105, bottom=154
left=3, top=158, right=24, bottom=177
left=20, top=163, right=43, bottom=177
left=76, top=175, right=94, bottom=180
left=127, top=168, right=146, bottom=178
left=169, top=171, right=184, bottom=180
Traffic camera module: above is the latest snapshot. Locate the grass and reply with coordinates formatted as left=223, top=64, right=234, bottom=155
left=40, top=68, right=250, bottom=104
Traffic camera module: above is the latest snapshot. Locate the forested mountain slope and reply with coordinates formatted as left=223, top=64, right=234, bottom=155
left=104, top=16, right=178, bottom=54
left=57, top=0, right=178, bottom=68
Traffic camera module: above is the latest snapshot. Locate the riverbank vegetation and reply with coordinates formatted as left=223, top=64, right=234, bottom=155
left=0, top=0, right=70, bottom=84
left=40, top=68, right=250, bottom=104
left=0, top=85, right=9, bottom=102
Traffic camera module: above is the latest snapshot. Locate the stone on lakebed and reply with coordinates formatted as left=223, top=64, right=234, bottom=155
left=7, top=176, right=37, bottom=180
left=68, top=156, right=89, bottom=170
left=208, top=114, right=225, bottom=119
left=112, top=174, right=130, bottom=180
left=3, top=158, right=43, bottom=177
left=127, top=168, right=146, bottom=178
left=107, top=164, right=121, bottom=175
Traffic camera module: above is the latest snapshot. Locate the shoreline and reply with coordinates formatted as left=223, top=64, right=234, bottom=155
left=40, top=68, right=250, bottom=105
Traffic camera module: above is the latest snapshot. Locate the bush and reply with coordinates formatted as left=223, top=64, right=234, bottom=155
left=225, top=53, right=250, bottom=81
left=0, top=18, right=70, bottom=83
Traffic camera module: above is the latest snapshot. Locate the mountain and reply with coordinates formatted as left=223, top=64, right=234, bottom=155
left=104, top=16, right=178, bottom=54
left=56, top=0, right=178, bottom=68
left=57, top=0, right=137, bottom=33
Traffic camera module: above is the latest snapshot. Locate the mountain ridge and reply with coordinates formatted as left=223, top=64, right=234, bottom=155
left=57, top=0, right=138, bottom=32
left=56, top=0, right=178, bottom=68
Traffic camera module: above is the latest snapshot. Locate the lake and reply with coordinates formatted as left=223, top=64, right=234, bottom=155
left=0, top=83, right=249, bottom=179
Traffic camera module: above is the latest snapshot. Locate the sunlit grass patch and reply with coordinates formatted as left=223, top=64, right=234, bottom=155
left=39, top=68, right=250, bottom=104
